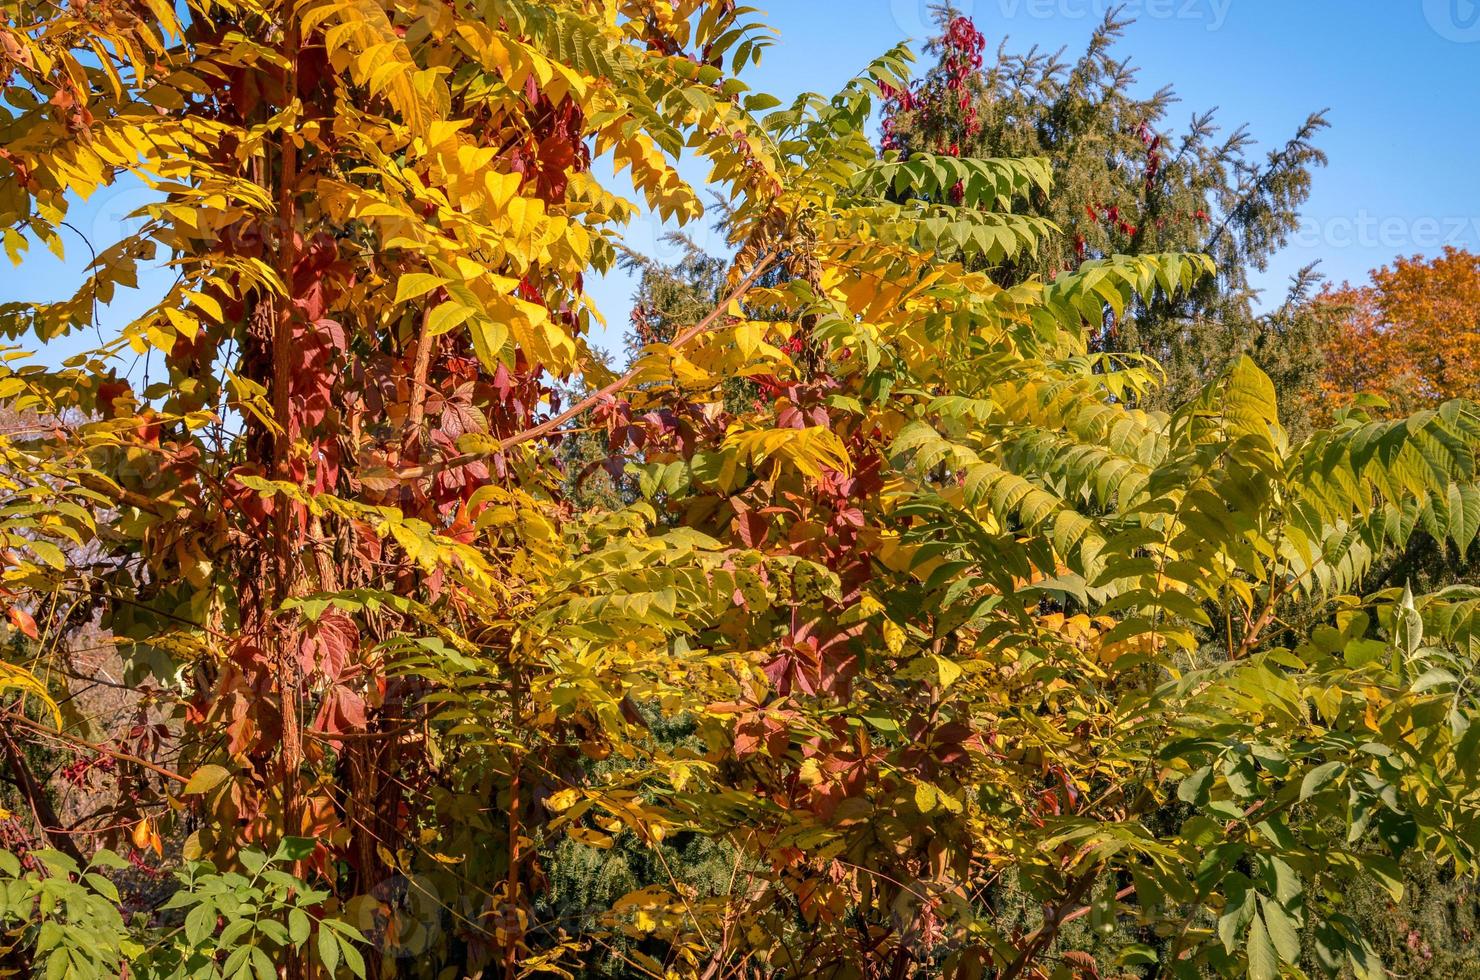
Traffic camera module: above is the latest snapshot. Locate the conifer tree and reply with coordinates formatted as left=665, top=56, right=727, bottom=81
left=881, top=4, right=1331, bottom=415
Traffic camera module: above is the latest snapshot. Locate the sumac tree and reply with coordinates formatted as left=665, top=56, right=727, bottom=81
left=0, top=2, right=1478, bottom=979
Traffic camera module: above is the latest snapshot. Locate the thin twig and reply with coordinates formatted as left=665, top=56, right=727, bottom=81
left=2, top=708, right=188, bottom=785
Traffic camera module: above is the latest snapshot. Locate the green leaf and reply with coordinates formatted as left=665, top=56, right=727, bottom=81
left=88, top=850, right=131, bottom=871
left=289, top=907, right=312, bottom=946
left=1354, top=852, right=1404, bottom=901
left=1219, top=877, right=1254, bottom=953
left=31, top=850, right=79, bottom=878
left=1117, top=943, right=1158, bottom=966
left=274, top=837, right=317, bottom=862
left=1246, top=911, right=1280, bottom=980
left=83, top=873, right=118, bottom=903
left=1299, top=761, right=1345, bottom=801
left=1263, top=855, right=1302, bottom=906
left=1259, top=896, right=1302, bottom=963
left=338, top=934, right=367, bottom=978
left=219, top=918, right=254, bottom=947
left=322, top=917, right=368, bottom=943
left=1223, top=755, right=1259, bottom=799
left=250, top=945, right=278, bottom=980
left=1411, top=666, right=1458, bottom=692
left=219, top=944, right=249, bottom=978
left=318, top=925, right=340, bottom=974
left=256, top=919, right=291, bottom=945
left=1344, top=639, right=1387, bottom=669
left=1178, top=766, right=1213, bottom=805
left=184, top=902, right=215, bottom=947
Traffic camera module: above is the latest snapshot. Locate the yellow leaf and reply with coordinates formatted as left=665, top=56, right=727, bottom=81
left=183, top=290, right=223, bottom=323
left=426, top=300, right=475, bottom=336
left=882, top=619, right=905, bottom=656
left=395, top=273, right=449, bottom=305
left=934, top=655, right=963, bottom=690
left=566, top=826, right=614, bottom=849
left=182, top=764, right=231, bottom=796
left=469, top=319, right=509, bottom=370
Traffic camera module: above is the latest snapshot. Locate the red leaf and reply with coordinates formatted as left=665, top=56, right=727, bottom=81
left=733, top=510, right=769, bottom=548
left=298, top=612, right=358, bottom=680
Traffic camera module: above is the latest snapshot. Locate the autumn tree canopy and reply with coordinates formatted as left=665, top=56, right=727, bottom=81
left=0, top=2, right=1478, bottom=980
left=1318, top=246, right=1480, bottom=415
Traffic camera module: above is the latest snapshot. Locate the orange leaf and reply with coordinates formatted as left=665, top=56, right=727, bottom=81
left=7, top=606, right=37, bottom=639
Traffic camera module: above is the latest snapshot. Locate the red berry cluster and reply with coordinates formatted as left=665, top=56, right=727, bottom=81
left=1087, top=202, right=1137, bottom=238
left=880, top=15, right=986, bottom=155
left=60, top=750, right=117, bottom=787
left=1137, top=120, right=1162, bottom=189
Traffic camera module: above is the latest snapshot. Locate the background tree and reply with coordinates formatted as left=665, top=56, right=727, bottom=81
left=880, top=4, right=1331, bottom=418
left=623, top=236, right=728, bottom=351
left=1317, top=246, right=1480, bottom=416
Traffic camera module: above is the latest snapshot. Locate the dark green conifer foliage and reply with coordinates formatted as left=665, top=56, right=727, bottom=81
left=622, top=236, right=727, bottom=351
left=882, top=4, right=1331, bottom=418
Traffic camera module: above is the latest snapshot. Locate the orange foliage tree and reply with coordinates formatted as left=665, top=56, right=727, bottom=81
left=1318, top=247, right=1480, bottom=414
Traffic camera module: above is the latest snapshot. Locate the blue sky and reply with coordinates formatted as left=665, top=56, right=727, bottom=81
left=6, top=0, right=1479, bottom=365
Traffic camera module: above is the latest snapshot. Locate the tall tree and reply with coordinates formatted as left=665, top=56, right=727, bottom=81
left=880, top=4, right=1331, bottom=415
left=0, top=0, right=787, bottom=973
left=1313, top=247, right=1480, bottom=614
